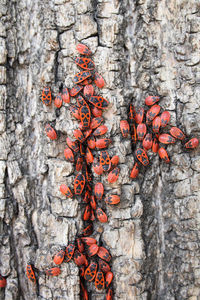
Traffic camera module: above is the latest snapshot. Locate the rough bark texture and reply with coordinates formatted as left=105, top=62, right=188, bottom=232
left=0, top=0, right=199, bottom=299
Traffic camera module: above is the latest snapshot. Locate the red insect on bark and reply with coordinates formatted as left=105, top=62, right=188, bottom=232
left=86, top=147, right=94, bottom=164
left=81, top=237, right=97, bottom=245
left=89, top=96, right=109, bottom=109
left=159, top=134, right=176, bottom=144
left=74, top=57, right=95, bottom=70
left=135, top=107, right=144, bottom=124
left=97, top=247, right=111, bottom=262
left=107, top=167, right=120, bottom=183
left=45, top=124, right=57, bottom=140
left=95, top=271, right=105, bottom=290
left=120, top=120, right=130, bottom=138
left=145, top=96, right=160, bottom=106
left=73, top=71, right=91, bottom=84
left=146, top=104, right=161, bottom=124
left=90, top=117, right=104, bottom=129
left=0, top=275, right=6, bottom=288
left=74, top=173, right=85, bottom=195
left=42, top=87, right=52, bottom=106
left=76, top=43, right=92, bottom=56
left=170, top=127, right=185, bottom=140
left=65, top=244, right=75, bottom=262
left=92, top=106, right=103, bottom=117
left=62, top=88, right=70, bottom=103
left=100, top=151, right=111, bottom=172
left=185, top=138, right=199, bottom=149
left=137, top=123, right=147, bottom=141
left=94, top=72, right=105, bottom=88
left=160, top=111, right=171, bottom=127
left=66, top=137, right=79, bottom=152
left=152, top=116, right=161, bottom=133
left=143, top=133, right=153, bottom=150
left=64, top=147, right=74, bottom=162
left=53, top=249, right=65, bottom=265
left=74, top=250, right=87, bottom=266
left=84, top=129, right=92, bottom=139
left=80, top=78, right=92, bottom=86
left=130, top=162, right=139, bottom=179
left=99, top=260, right=111, bottom=273
left=76, top=94, right=86, bottom=107
left=93, top=125, right=108, bottom=136
left=93, top=158, right=104, bottom=175
left=26, top=264, right=36, bottom=284
left=80, top=104, right=91, bottom=130
left=94, top=182, right=104, bottom=200
left=70, top=85, right=83, bottom=97
left=45, top=267, right=61, bottom=276
left=90, top=195, right=97, bottom=210
left=105, top=271, right=113, bottom=287
left=83, top=84, right=94, bottom=98
left=60, top=184, right=73, bottom=198
left=82, top=224, right=93, bottom=236
left=111, top=155, right=119, bottom=168
left=96, top=208, right=108, bottom=223
left=76, top=157, right=83, bottom=172
left=135, top=148, right=149, bottom=166
left=152, top=138, right=159, bottom=153
left=105, top=195, right=120, bottom=205
left=158, top=147, right=170, bottom=163
left=87, top=244, right=99, bottom=257
left=54, top=93, right=62, bottom=108
left=83, top=189, right=91, bottom=203
left=96, top=138, right=112, bottom=149
left=70, top=105, right=80, bottom=120
left=84, top=261, right=98, bottom=281
left=73, top=129, right=85, bottom=143
left=128, top=103, right=135, bottom=123
left=77, top=238, right=84, bottom=253
left=87, top=135, right=96, bottom=149
left=83, top=205, right=91, bottom=221
left=106, top=288, right=113, bottom=300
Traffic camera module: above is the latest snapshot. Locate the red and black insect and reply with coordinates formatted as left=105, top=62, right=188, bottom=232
left=84, top=261, right=98, bottom=281
left=54, top=93, right=62, bottom=108
left=96, top=208, right=108, bottom=223
left=92, top=106, right=103, bottom=117
left=81, top=237, right=97, bottom=245
left=110, top=155, right=119, bottom=168
left=159, top=134, right=176, bottom=144
left=74, top=250, right=87, bottom=266
left=90, top=195, right=97, bottom=210
left=96, top=138, right=112, bottom=149
left=80, top=104, right=91, bottom=129
left=84, top=84, right=94, bottom=99
left=88, top=96, right=109, bottom=109
left=87, top=135, right=96, bottom=149
left=128, top=103, right=135, bottom=123
left=90, top=209, right=95, bottom=221
left=106, top=288, right=113, bottom=300
left=80, top=78, right=93, bottom=86
left=82, top=224, right=93, bottom=236
left=97, top=247, right=111, bottom=262
left=76, top=157, right=83, bottom=172
left=84, top=129, right=93, bottom=139
left=158, top=147, right=170, bottom=163
left=94, top=182, right=104, bottom=200
left=100, top=151, right=111, bottom=172
left=87, top=244, right=99, bottom=257
left=45, top=267, right=61, bottom=276
left=105, top=271, right=113, bottom=287
left=76, top=43, right=92, bottom=56
left=65, top=244, right=75, bottom=262
left=76, top=94, right=86, bottom=107
left=73, top=129, right=85, bottom=143
left=152, top=116, right=161, bottom=133
left=79, top=266, right=85, bottom=278
left=60, top=184, right=73, bottom=198
left=160, top=111, right=171, bottom=127
left=131, top=123, right=137, bottom=145
left=145, top=96, right=159, bottom=106
left=99, top=260, right=111, bottom=273
left=143, top=133, right=153, bottom=150
left=93, top=158, right=104, bottom=175
left=105, top=194, right=120, bottom=205
left=66, top=137, right=79, bottom=152
left=42, top=87, right=52, bottom=106
left=90, top=117, right=104, bottom=129
left=94, top=72, right=105, bottom=88
left=137, top=123, right=147, bottom=140
left=146, top=104, right=161, bottom=124
left=26, top=264, right=36, bottom=284
left=53, top=249, right=65, bottom=265
left=83, top=189, right=91, bottom=203
left=0, top=275, right=6, bottom=288
left=120, top=120, right=130, bottom=138
left=135, top=148, right=149, bottom=166
left=95, top=270, right=105, bottom=290
left=83, top=205, right=91, bottom=221
left=185, top=138, right=199, bottom=149
left=45, top=124, right=57, bottom=140
left=152, top=137, right=159, bottom=153
left=130, top=162, right=139, bottom=179
left=62, top=88, right=70, bottom=103
left=64, top=147, right=74, bottom=162
left=170, top=127, right=185, bottom=140
left=77, top=238, right=84, bottom=253
left=73, top=71, right=91, bottom=84
left=70, top=85, right=83, bottom=97
left=135, top=107, right=144, bottom=124
left=93, top=125, right=108, bottom=136
left=74, top=173, right=85, bottom=195
left=75, top=57, right=95, bottom=70
left=70, top=105, right=80, bottom=120
left=107, top=167, right=120, bottom=183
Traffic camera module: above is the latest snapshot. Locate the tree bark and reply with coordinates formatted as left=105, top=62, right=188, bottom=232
left=0, top=0, right=199, bottom=299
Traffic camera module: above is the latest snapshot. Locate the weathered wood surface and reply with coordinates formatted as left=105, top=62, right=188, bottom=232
left=0, top=0, right=199, bottom=299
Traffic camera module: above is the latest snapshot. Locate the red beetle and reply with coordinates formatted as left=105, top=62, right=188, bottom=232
left=74, top=173, right=85, bottom=195
left=131, top=123, right=137, bottom=144
left=84, top=129, right=93, bottom=139
left=26, top=264, right=36, bottom=284
left=45, top=124, right=57, bottom=140
left=66, top=137, right=79, bottom=152
left=135, top=148, right=149, bottom=166
left=79, top=104, right=91, bottom=130
left=70, top=85, right=83, bottom=97
left=53, top=249, right=65, bottom=265
left=84, top=261, right=98, bottom=281
left=45, top=267, right=61, bottom=276
left=100, top=151, right=111, bottom=172
left=54, top=93, right=62, bottom=108
left=73, top=71, right=91, bottom=84
left=84, top=84, right=94, bottom=98
left=76, top=94, right=86, bottom=107
left=128, top=103, right=135, bottom=123
left=80, top=78, right=92, bottom=86
left=87, top=244, right=99, bottom=257
left=120, top=120, right=130, bottom=138
left=73, top=129, right=85, bottom=143
left=105, top=195, right=120, bottom=205
left=152, top=116, right=161, bottom=133
left=60, top=184, right=73, bottom=198
left=160, top=111, right=170, bottom=127
left=185, top=138, right=199, bottom=149
left=96, top=138, right=112, bottom=149
left=99, top=260, right=111, bottom=273
left=94, top=72, right=105, bottom=88
left=93, top=158, right=104, bottom=175
left=70, top=105, right=80, bottom=120
left=93, top=125, right=108, bottom=136
left=90, top=195, right=97, bottom=210
left=62, top=88, right=70, bottom=103
left=90, top=117, right=104, bottom=129
left=95, top=271, right=105, bottom=290
left=159, top=134, right=175, bottom=144
left=74, top=57, right=95, bottom=70
left=83, top=205, right=91, bottom=221
left=76, top=157, right=83, bottom=172
left=96, top=208, right=108, bottom=223
left=88, top=96, right=109, bottom=110
left=145, top=96, right=159, bottom=106
left=86, top=147, right=94, bottom=164
left=76, top=43, right=92, bottom=56
left=107, top=167, right=120, bottom=183
left=64, top=147, right=74, bottom=162
left=87, top=135, right=96, bottom=149
left=158, top=147, right=170, bottom=163
left=94, top=182, right=104, bottom=200
left=82, top=224, right=93, bottom=236
left=143, top=133, right=153, bottom=150
left=77, top=238, right=84, bottom=253
left=146, top=105, right=161, bottom=124
left=105, top=271, right=113, bottom=287
left=97, top=247, right=111, bottom=262
left=65, top=244, right=75, bottom=262
left=111, top=155, right=119, bottom=168
left=74, top=250, right=87, bottom=266
left=170, top=127, right=185, bottom=140
left=42, top=87, right=52, bottom=106
left=81, top=237, right=97, bottom=245
left=83, top=189, right=91, bottom=203
left=137, top=123, right=147, bottom=141
left=92, top=106, right=103, bottom=117
left=135, top=107, right=144, bottom=124
left=130, top=162, right=139, bottom=179
left=152, top=137, right=159, bottom=153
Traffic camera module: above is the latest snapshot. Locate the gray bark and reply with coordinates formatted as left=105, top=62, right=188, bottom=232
left=0, top=0, right=199, bottom=299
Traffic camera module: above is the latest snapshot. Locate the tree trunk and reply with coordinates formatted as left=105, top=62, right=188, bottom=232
left=0, top=0, right=199, bottom=299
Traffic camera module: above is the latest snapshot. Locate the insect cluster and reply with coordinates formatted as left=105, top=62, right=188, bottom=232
left=26, top=43, right=119, bottom=300
left=120, top=97, right=199, bottom=179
